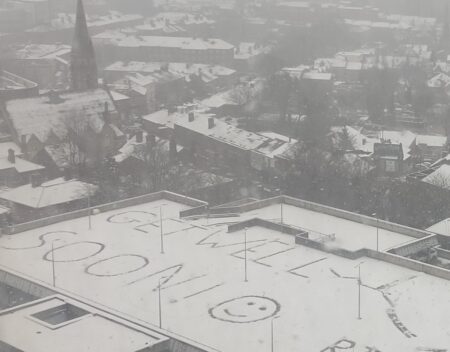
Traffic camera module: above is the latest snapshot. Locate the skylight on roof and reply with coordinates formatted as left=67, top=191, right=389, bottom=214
left=31, top=303, right=89, bottom=327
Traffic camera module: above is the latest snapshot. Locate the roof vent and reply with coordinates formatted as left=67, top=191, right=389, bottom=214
left=188, top=112, right=195, bottom=122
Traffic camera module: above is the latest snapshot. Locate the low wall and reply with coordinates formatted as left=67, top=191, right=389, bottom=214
left=0, top=269, right=55, bottom=298
left=294, top=235, right=367, bottom=260
left=437, top=248, right=450, bottom=261
left=179, top=205, right=209, bottom=218
left=366, top=249, right=450, bottom=281
left=3, top=191, right=207, bottom=235
left=283, top=196, right=431, bottom=240
left=388, top=235, right=439, bottom=257
left=227, top=218, right=303, bottom=236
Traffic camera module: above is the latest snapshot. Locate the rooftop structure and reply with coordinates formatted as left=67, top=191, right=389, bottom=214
left=0, top=193, right=449, bottom=351
left=0, top=177, right=98, bottom=209
left=0, top=294, right=170, bottom=352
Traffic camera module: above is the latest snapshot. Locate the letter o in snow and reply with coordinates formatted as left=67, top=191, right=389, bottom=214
left=43, top=241, right=105, bottom=262
left=85, top=254, right=149, bottom=277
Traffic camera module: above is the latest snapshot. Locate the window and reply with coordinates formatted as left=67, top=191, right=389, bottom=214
left=31, top=303, right=89, bottom=326
left=385, top=160, right=397, bottom=173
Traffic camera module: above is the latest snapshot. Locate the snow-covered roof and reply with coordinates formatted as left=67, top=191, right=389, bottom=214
left=0, top=142, right=22, bottom=157
left=113, top=133, right=182, bottom=163
left=427, top=73, right=450, bottom=89
left=416, top=135, right=447, bottom=147
left=176, top=112, right=297, bottom=157
left=277, top=1, right=311, bottom=8
left=234, top=42, right=268, bottom=60
left=105, top=61, right=235, bottom=79
left=94, top=32, right=234, bottom=51
left=0, top=194, right=447, bottom=351
left=27, top=11, right=142, bottom=32
left=5, top=89, right=117, bottom=143
left=143, top=109, right=173, bottom=128
left=0, top=70, right=38, bottom=91
left=0, top=156, right=44, bottom=173
left=0, top=295, right=168, bottom=352
left=0, top=177, right=98, bottom=208
left=422, top=164, right=450, bottom=190
left=14, top=44, right=71, bottom=60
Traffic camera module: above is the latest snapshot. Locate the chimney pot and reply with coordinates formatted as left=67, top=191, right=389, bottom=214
left=146, top=134, right=156, bottom=146
left=136, top=131, right=143, bottom=143
left=7, top=149, right=15, bottom=164
left=208, top=117, right=215, bottom=129
left=30, top=174, right=42, bottom=188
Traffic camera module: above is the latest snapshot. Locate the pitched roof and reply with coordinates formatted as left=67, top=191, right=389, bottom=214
left=5, top=89, right=116, bottom=143
left=0, top=177, right=98, bottom=208
left=0, top=156, right=45, bottom=173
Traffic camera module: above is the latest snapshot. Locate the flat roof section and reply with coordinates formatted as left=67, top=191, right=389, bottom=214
left=0, top=195, right=448, bottom=351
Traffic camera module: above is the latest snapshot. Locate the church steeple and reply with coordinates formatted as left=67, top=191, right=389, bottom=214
left=70, top=0, right=98, bottom=91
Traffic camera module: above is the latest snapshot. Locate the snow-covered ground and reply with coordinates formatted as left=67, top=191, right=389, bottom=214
left=0, top=199, right=449, bottom=352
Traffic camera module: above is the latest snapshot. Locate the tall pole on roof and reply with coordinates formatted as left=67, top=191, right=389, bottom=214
left=158, top=276, right=164, bottom=328
left=280, top=188, right=283, bottom=228
left=160, top=206, right=164, bottom=254
left=87, top=186, right=91, bottom=230
left=373, top=212, right=379, bottom=251
left=51, top=240, right=56, bottom=287
left=271, top=316, right=280, bottom=352
left=244, top=227, right=248, bottom=282
left=355, top=262, right=364, bottom=320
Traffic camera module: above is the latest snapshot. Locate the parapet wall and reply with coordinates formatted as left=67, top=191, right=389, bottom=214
left=3, top=191, right=207, bottom=235
left=0, top=268, right=55, bottom=298
left=227, top=217, right=304, bottom=236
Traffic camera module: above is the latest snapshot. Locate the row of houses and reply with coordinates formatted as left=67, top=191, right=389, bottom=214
left=143, top=107, right=298, bottom=176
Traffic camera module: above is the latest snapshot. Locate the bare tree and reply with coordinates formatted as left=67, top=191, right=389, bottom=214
left=62, top=109, right=89, bottom=170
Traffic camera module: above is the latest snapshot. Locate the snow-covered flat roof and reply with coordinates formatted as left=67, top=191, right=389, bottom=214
left=0, top=196, right=448, bottom=351
left=0, top=295, right=168, bottom=352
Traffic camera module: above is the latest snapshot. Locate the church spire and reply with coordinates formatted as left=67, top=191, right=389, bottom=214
left=70, top=0, right=98, bottom=91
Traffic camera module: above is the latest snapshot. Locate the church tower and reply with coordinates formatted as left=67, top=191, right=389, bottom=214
left=70, top=0, right=98, bottom=91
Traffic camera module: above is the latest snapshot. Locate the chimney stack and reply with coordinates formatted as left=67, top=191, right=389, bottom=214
left=103, top=102, right=110, bottom=124
left=208, top=117, right=215, bottom=129
left=146, top=134, right=156, bottom=146
left=136, top=131, right=143, bottom=143
left=63, top=168, right=73, bottom=181
left=30, top=174, right=42, bottom=188
left=188, top=112, right=195, bottom=122
left=7, top=149, right=15, bottom=164
left=169, top=137, right=177, bottom=162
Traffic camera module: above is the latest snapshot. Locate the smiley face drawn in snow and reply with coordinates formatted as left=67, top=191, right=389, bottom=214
left=209, top=296, right=280, bottom=323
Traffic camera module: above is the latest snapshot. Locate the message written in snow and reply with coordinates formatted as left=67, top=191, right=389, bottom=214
left=321, top=339, right=447, bottom=352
